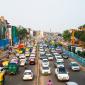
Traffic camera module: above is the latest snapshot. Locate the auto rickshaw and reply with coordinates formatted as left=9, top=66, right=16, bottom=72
left=0, top=72, right=5, bottom=85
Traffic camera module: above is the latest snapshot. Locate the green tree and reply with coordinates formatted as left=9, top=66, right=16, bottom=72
left=17, top=26, right=27, bottom=41
left=75, top=30, right=85, bottom=42
left=62, top=30, right=71, bottom=41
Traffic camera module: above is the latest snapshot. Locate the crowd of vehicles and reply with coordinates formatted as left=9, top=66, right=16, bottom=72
left=39, top=41, right=80, bottom=84
left=0, top=44, right=37, bottom=85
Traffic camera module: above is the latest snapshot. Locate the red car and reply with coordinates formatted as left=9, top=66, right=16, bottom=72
left=29, top=58, right=35, bottom=65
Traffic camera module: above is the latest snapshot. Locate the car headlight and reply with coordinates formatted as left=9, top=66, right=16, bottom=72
left=58, top=76, right=62, bottom=79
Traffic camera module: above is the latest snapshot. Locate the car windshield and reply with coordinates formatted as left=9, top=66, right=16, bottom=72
left=48, top=55, right=52, bottom=57
left=25, top=52, right=29, bottom=54
left=72, top=63, right=79, bottom=66
left=43, top=60, right=48, bottom=62
left=57, top=62, right=63, bottom=64
left=43, top=67, right=49, bottom=70
left=59, top=67, right=67, bottom=74
left=57, top=57, right=62, bottom=59
left=24, top=72, right=32, bottom=75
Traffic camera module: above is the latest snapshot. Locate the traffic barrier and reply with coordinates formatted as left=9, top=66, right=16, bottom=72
left=63, top=48, right=85, bottom=66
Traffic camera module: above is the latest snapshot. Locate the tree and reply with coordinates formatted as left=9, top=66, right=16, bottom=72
left=75, top=30, right=85, bottom=42
left=17, top=26, right=27, bottom=42
left=62, top=30, right=71, bottom=41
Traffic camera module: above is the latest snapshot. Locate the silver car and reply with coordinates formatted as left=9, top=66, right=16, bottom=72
left=66, top=81, right=78, bottom=85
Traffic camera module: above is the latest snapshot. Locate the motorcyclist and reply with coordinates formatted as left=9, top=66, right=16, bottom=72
left=47, top=80, right=53, bottom=85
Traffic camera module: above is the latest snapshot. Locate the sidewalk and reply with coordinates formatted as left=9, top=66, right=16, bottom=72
left=69, top=58, right=85, bottom=71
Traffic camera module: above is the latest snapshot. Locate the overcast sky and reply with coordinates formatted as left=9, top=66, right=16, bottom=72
left=0, top=0, right=85, bottom=32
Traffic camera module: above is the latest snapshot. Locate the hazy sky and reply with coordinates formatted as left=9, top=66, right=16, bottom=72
left=0, top=0, right=85, bottom=32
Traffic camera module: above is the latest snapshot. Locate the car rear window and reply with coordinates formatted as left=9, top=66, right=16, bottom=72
left=59, top=67, right=67, bottom=74
left=43, top=67, right=49, bottom=70
left=24, top=72, right=32, bottom=75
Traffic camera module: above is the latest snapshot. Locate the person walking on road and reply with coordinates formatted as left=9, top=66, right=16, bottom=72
left=47, top=80, right=53, bottom=85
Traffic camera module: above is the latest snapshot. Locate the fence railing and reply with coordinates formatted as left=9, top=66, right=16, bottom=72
left=63, top=49, right=85, bottom=66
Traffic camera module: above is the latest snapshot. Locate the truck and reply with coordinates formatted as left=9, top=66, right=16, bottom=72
left=7, top=63, right=19, bottom=74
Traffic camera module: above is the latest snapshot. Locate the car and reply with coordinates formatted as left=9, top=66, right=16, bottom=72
left=40, top=66, right=51, bottom=75
left=30, top=53, right=36, bottom=58
left=16, top=53, right=19, bottom=57
left=40, top=51, right=45, bottom=55
left=39, top=48, right=44, bottom=51
left=23, top=70, right=34, bottom=80
left=55, top=48, right=63, bottom=54
left=66, top=81, right=78, bottom=85
left=25, top=51, right=30, bottom=57
left=10, top=58, right=19, bottom=64
left=40, top=55, right=46, bottom=60
left=19, top=58, right=27, bottom=66
left=53, top=52, right=59, bottom=56
left=41, top=59, right=49, bottom=67
left=46, top=54, right=54, bottom=61
left=70, top=62, right=80, bottom=71
left=55, top=67, right=69, bottom=81
left=62, top=53, right=68, bottom=59
left=29, top=58, right=35, bottom=65
left=19, top=54, right=25, bottom=59
left=51, top=49, right=56, bottom=53
left=55, top=55, right=64, bottom=62
left=19, top=55, right=27, bottom=66
left=54, top=61, right=64, bottom=67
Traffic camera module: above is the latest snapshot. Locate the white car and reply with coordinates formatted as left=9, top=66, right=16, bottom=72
left=55, top=67, right=69, bottom=81
left=55, top=55, right=64, bottom=62
left=54, top=61, right=64, bottom=67
left=41, top=59, right=49, bottom=67
left=16, top=53, right=19, bottom=57
left=46, top=54, right=54, bottom=60
left=30, top=53, right=36, bottom=58
left=53, top=52, right=59, bottom=56
left=39, top=48, right=44, bottom=51
left=70, top=62, right=80, bottom=71
left=40, top=51, right=45, bottom=55
left=66, top=81, right=78, bottom=85
left=20, top=58, right=26, bottom=66
left=40, top=66, right=51, bottom=75
left=23, top=70, right=33, bottom=80
left=19, top=54, right=25, bottom=59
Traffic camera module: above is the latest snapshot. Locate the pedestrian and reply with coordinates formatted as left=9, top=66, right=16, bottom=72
left=47, top=80, right=53, bottom=85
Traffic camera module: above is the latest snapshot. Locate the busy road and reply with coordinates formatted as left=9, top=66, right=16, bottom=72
left=0, top=42, right=85, bottom=85
left=5, top=64, right=37, bottom=85
left=39, top=58, right=85, bottom=85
